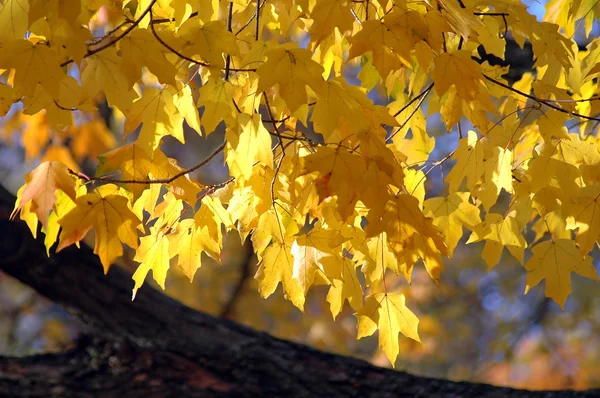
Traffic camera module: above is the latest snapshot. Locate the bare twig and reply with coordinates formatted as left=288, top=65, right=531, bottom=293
left=149, top=12, right=255, bottom=73
left=61, top=0, right=157, bottom=67
left=387, top=84, right=433, bottom=143
left=71, top=142, right=226, bottom=185
left=483, top=74, right=600, bottom=122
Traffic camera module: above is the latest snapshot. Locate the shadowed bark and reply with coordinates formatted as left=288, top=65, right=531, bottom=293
left=0, top=185, right=598, bottom=397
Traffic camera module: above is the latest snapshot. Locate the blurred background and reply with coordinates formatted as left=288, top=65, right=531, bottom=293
left=1, top=0, right=599, bottom=392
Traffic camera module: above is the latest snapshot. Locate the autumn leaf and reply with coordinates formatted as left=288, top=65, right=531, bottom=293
left=467, top=214, right=527, bottom=269
left=423, top=192, right=481, bottom=258
left=356, top=293, right=420, bottom=366
left=132, top=225, right=171, bottom=299
left=255, top=240, right=305, bottom=310
left=524, top=239, right=599, bottom=309
left=11, top=161, right=76, bottom=228
left=256, top=43, right=324, bottom=112
left=57, top=184, right=141, bottom=273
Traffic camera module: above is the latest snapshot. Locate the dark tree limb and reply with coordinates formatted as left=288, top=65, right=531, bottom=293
left=0, top=185, right=598, bottom=397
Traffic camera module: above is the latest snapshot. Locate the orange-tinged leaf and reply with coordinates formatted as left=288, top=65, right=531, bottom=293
left=356, top=293, right=420, bottom=366
left=12, top=161, right=76, bottom=228
left=57, top=184, right=141, bottom=273
left=524, top=239, right=599, bottom=309
left=302, top=145, right=366, bottom=221
left=365, top=194, right=447, bottom=282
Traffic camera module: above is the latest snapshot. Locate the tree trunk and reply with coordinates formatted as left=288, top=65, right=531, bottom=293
left=0, top=185, right=597, bottom=397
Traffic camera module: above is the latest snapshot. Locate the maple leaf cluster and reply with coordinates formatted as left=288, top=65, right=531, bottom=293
left=3, top=0, right=600, bottom=365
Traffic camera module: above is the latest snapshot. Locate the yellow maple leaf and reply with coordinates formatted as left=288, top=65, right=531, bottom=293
left=132, top=225, right=171, bottom=299
left=195, top=194, right=234, bottom=256
left=311, top=77, right=396, bottom=140
left=0, top=83, right=14, bottom=117
left=423, top=192, right=481, bottom=258
left=225, top=113, right=273, bottom=184
left=255, top=240, right=305, bottom=310
left=564, top=185, right=600, bottom=254
left=524, top=239, right=599, bottom=309
left=446, top=130, right=484, bottom=195
left=176, top=20, right=239, bottom=68
left=81, top=48, right=138, bottom=113
left=323, top=254, right=363, bottom=319
left=0, top=0, right=29, bottom=41
left=356, top=293, right=420, bottom=366
left=197, top=79, right=236, bottom=135
left=256, top=43, right=324, bottom=112
left=11, top=161, right=76, bottom=228
left=124, top=87, right=185, bottom=156
left=308, top=0, right=354, bottom=46
left=119, top=28, right=178, bottom=87
left=431, top=50, right=484, bottom=101
left=57, top=184, right=141, bottom=273
left=479, top=145, right=514, bottom=211
left=348, top=10, right=427, bottom=79
left=168, top=219, right=219, bottom=282
left=360, top=232, right=406, bottom=285
left=0, top=40, right=66, bottom=98
left=467, top=214, right=527, bottom=269
left=290, top=222, right=340, bottom=293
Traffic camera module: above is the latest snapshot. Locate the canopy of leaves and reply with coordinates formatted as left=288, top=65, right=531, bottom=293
left=4, top=0, right=600, bottom=367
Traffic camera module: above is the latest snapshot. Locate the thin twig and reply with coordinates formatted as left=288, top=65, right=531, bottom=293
left=255, top=0, right=261, bottom=40
left=225, top=2, right=234, bottom=80
left=264, top=95, right=287, bottom=242
left=234, top=0, right=269, bottom=36
left=387, top=84, right=433, bottom=143
left=483, top=74, right=600, bottom=122
left=392, top=83, right=434, bottom=118
left=149, top=11, right=255, bottom=73
left=61, top=0, right=157, bottom=67
left=72, top=142, right=226, bottom=185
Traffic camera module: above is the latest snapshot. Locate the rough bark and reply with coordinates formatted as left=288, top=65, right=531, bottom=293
left=0, top=185, right=598, bottom=397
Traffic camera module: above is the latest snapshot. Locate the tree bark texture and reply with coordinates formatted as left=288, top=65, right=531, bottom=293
left=0, top=185, right=598, bottom=397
